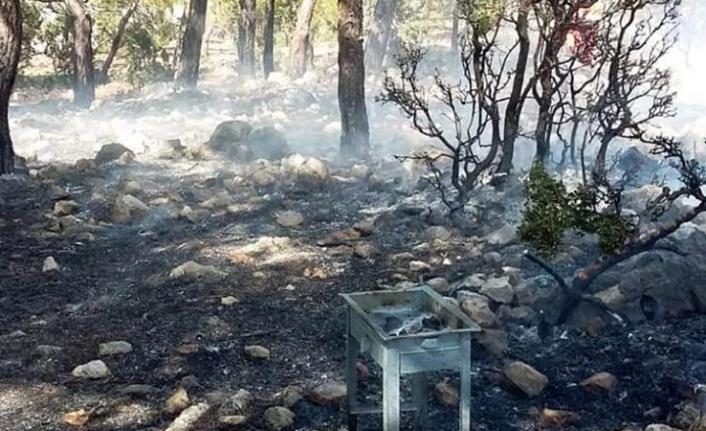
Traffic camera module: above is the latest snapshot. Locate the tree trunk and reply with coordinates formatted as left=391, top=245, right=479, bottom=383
left=290, top=0, right=317, bottom=77
left=174, top=0, right=208, bottom=91
left=98, top=0, right=139, bottom=85
left=450, top=0, right=459, bottom=59
left=263, top=0, right=275, bottom=78
left=172, top=9, right=187, bottom=69
left=364, top=0, right=398, bottom=76
left=66, top=0, right=95, bottom=109
left=0, top=0, right=21, bottom=175
left=237, top=0, right=256, bottom=75
left=497, top=6, right=530, bottom=174
left=338, top=0, right=370, bottom=160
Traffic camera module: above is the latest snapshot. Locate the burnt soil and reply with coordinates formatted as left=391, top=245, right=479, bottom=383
left=1, top=172, right=705, bottom=431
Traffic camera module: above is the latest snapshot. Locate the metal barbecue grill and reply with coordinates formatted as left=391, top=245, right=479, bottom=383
left=341, top=285, right=481, bottom=431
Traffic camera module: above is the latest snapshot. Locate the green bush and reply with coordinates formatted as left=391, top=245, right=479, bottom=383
left=518, top=163, right=633, bottom=256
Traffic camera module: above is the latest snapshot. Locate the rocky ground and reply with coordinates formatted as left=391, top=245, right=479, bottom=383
left=3, top=65, right=706, bottom=431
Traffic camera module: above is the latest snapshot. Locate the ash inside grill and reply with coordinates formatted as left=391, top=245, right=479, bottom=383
left=369, top=305, right=446, bottom=336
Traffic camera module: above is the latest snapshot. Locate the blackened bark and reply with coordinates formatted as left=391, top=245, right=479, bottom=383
left=174, top=0, right=208, bottom=91
left=263, top=0, right=275, bottom=78
left=66, top=0, right=95, bottom=109
left=338, top=0, right=370, bottom=160
left=364, top=0, right=398, bottom=75
left=98, top=0, right=139, bottom=85
left=0, top=0, right=21, bottom=175
left=497, top=6, right=530, bottom=174
left=290, top=0, right=317, bottom=77
left=237, top=0, right=256, bottom=75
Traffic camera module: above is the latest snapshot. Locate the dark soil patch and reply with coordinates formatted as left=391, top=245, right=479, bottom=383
left=1, top=174, right=704, bottom=431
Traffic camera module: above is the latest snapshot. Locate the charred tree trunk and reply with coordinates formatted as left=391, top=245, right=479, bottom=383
left=0, top=0, right=21, bottom=175
left=364, top=0, right=398, bottom=76
left=290, top=0, right=317, bottom=77
left=174, top=0, right=208, bottom=91
left=98, top=0, right=139, bottom=85
left=338, top=0, right=370, bottom=160
left=237, top=0, right=256, bottom=75
left=497, top=6, right=530, bottom=174
left=66, top=0, right=95, bottom=109
left=263, top=0, right=275, bottom=78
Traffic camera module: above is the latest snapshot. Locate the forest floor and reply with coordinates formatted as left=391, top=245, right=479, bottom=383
left=2, top=49, right=706, bottom=431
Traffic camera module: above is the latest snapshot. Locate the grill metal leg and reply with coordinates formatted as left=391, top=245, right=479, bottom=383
left=347, top=320, right=360, bottom=431
left=460, top=335, right=472, bottom=431
left=382, top=349, right=400, bottom=431
left=412, top=372, right=427, bottom=431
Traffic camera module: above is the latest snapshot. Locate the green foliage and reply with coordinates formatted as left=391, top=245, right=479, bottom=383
left=122, top=26, right=173, bottom=88
left=458, top=0, right=506, bottom=33
left=518, top=163, right=633, bottom=256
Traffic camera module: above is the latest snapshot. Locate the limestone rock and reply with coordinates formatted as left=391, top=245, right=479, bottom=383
left=149, top=139, right=186, bottom=159
left=540, top=408, right=580, bottom=427
left=72, top=360, right=111, bottom=379
left=43, top=256, right=60, bottom=272
left=99, top=341, right=133, bottom=356
left=53, top=200, right=79, bottom=216
left=276, top=211, right=304, bottom=227
left=435, top=382, right=459, bottom=406
left=164, top=403, right=211, bottom=431
left=169, top=261, right=226, bottom=280
left=425, top=226, right=451, bottom=242
left=480, top=276, right=514, bottom=304
left=50, top=185, right=70, bottom=200
left=112, top=194, right=150, bottom=224
left=219, top=389, right=252, bottom=418
left=503, top=361, right=548, bottom=397
left=353, top=242, right=378, bottom=259
left=244, top=345, right=270, bottom=360
left=221, top=296, right=239, bottom=306
left=264, top=406, right=295, bottom=430
left=166, top=387, right=190, bottom=414
left=123, top=181, right=144, bottom=196
left=580, top=372, right=617, bottom=394
left=409, top=261, right=432, bottom=272
left=427, top=277, right=451, bottom=293
left=64, top=409, right=90, bottom=427
left=281, top=386, right=304, bottom=408
left=460, top=293, right=496, bottom=327
left=485, top=223, right=517, bottom=246
left=281, top=154, right=329, bottom=185
left=309, top=380, right=347, bottom=405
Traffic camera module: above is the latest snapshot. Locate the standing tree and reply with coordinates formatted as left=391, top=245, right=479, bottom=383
left=263, top=0, right=275, bottom=78
left=237, top=0, right=256, bottom=75
left=364, top=0, right=398, bottom=76
left=98, top=0, right=140, bottom=84
left=66, top=0, right=95, bottom=108
left=0, top=0, right=21, bottom=175
left=338, top=0, right=370, bottom=160
left=290, top=0, right=317, bottom=78
left=174, top=0, right=208, bottom=91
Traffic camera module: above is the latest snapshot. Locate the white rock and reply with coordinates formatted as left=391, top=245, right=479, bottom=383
left=485, top=223, right=517, bottom=246
left=409, top=261, right=432, bottom=272
left=43, top=256, right=60, bottom=272
left=72, top=360, right=111, bottom=379
left=221, top=296, right=239, bottom=306
left=276, top=211, right=304, bottom=227
left=99, top=341, right=133, bottom=356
